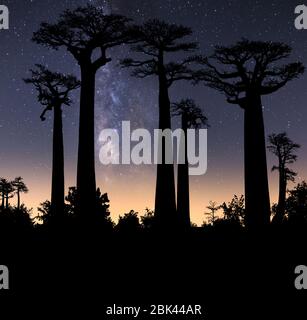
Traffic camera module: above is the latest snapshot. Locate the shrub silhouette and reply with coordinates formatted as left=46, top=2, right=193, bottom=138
left=220, top=195, right=245, bottom=227
left=140, top=208, right=155, bottom=229
left=116, top=210, right=141, bottom=232
left=0, top=204, right=33, bottom=233
left=285, top=181, right=307, bottom=226
left=37, top=187, right=114, bottom=230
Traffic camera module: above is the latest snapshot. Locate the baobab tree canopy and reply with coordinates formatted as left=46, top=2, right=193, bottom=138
left=197, top=39, right=304, bottom=105
left=32, top=5, right=132, bottom=67
left=24, top=64, right=80, bottom=111
left=121, top=19, right=200, bottom=86
left=172, top=99, right=208, bottom=129
left=130, top=19, right=198, bottom=52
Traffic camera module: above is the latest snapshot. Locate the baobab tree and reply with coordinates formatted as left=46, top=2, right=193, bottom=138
left=197, top=40, right=304, bottom=228
left=24, top=64, right=80, bottom=223
left=12, top=177, right=28, bottom=210
left=122, top=19, right=201, bottom=227
left=32, top=5, right=132, bottom=217
left=172, top=99, right=208, bottom=229
left=268, top=132, right=300, bottom=224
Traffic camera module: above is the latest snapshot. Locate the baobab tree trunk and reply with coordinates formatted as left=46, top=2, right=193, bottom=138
left=154, top=54, right=177, bottom=228
left=51, top=105, right=65, bottom=221
left=272, top=170, right=287, bottom=224
left=243, top=95, right=271, bottom=228
left=77, top=65, right=97, bottom=220
left=1, top=194, right=4, bottom=209
left=177, top=114, right=190, bottom=229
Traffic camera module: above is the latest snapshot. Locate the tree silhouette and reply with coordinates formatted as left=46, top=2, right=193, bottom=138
left=140, top=208, right=155, bottom=229
left=1, top=179, right=14, bottom=209
left=24, top=65, right=80, bottom=224
left=37, top=200, right=51, bottom=224
left=116, top=210, right=141, bottom=232
left=197, top=40, right=304, bottom=228
left=65, top=187, right=78, bottom=216
left=95, top=187, right=114, bottom=229
left=220, top=194, right=245, bottom=226
left=64, top=186, right=113, bottom=229
left=286, top=181, right=307, bottom=225
left=33, top=4, right=132, bottom=218
left=121, top=19, right=200, bottom=227
left=12, top=177, right=28, bottom=210
left=0, top=178, right=11, bottom=209
left=37, top=186, right=113, bottom=229
left=0, top=203, right=33, bottom=232
left=172, top=99, right=208, bottom=228
left=6, top=182, right=14, bottom=209
left=268, top=132, right=300, bottom=224
left=204, top=201, right=220, bottom=225
left=0, top=178, right=6, bottom=209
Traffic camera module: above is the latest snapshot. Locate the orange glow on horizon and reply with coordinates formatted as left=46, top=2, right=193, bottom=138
left=7, top=161, right=299, bottom=226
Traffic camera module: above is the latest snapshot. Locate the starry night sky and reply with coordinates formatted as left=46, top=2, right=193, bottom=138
left=1, top=0, right=307, bottom=225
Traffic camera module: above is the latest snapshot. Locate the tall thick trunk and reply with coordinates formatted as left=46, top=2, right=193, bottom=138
left=1, top=194, right=4, bottom=209
left=5, top=195, right=8, bottom=209
left=51, top=105, right=65, bottom=221
left=77, top=65, right=97, bottom=219
left=243, top=95, right=271, bottom=228
left=177, top=115, right=190, bottom=228
left=154, top=54, right=177, bottom=228
left=272, top=170, right=287, bottom=224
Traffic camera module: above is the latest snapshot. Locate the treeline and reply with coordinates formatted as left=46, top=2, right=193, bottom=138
left=204, top=182, right=307, bottom=229
left=1, top=178, right=307, bottom=232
